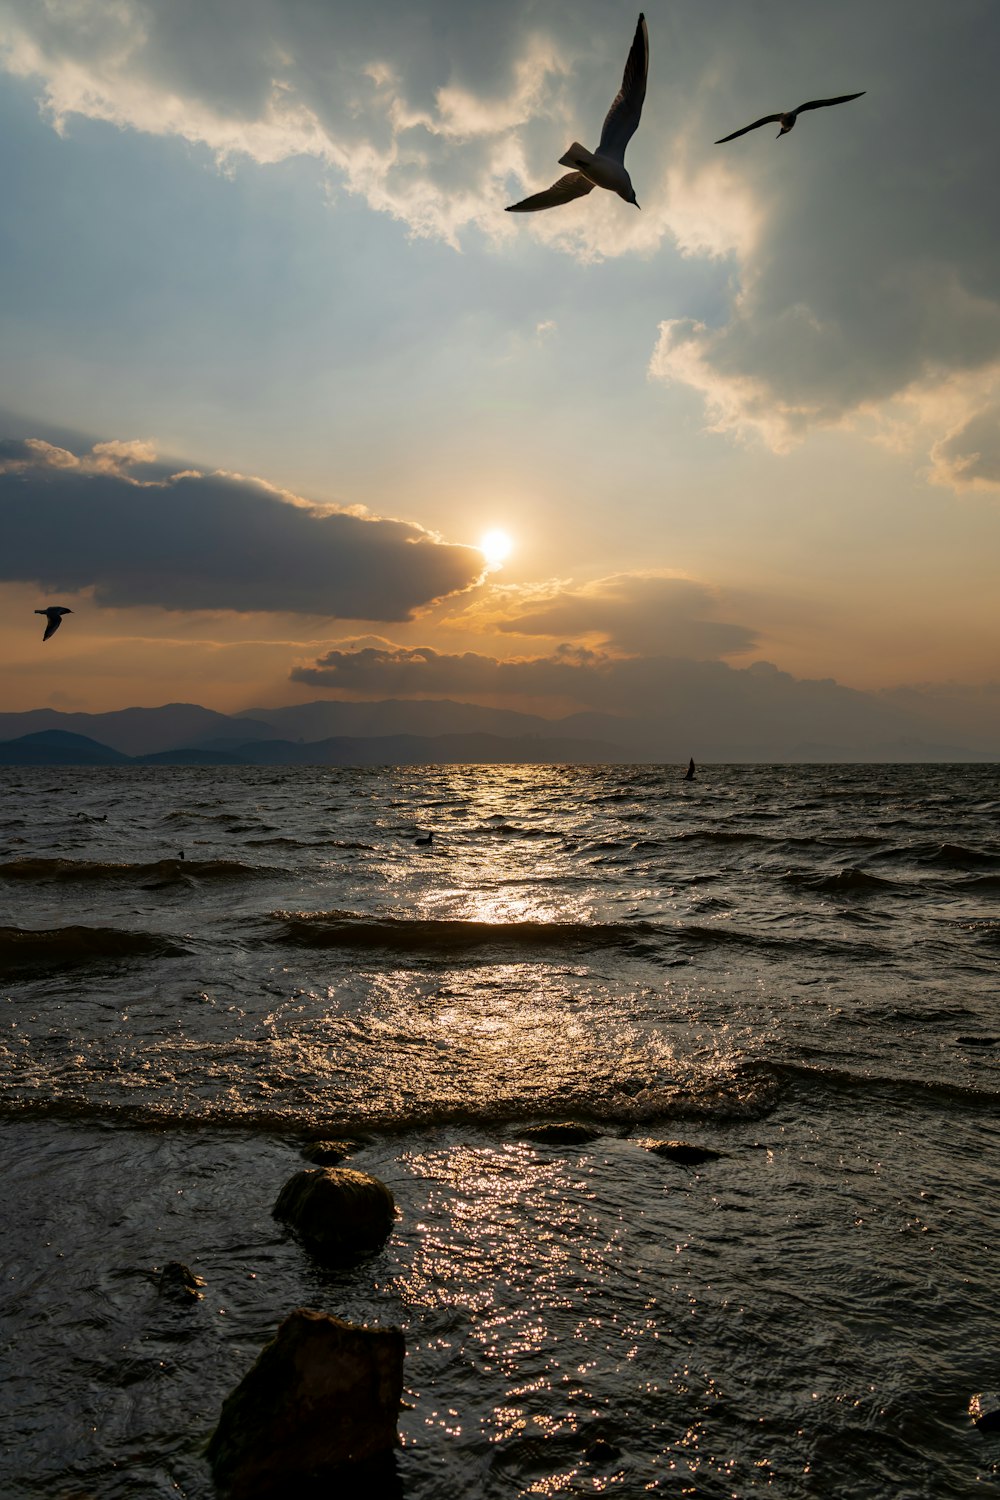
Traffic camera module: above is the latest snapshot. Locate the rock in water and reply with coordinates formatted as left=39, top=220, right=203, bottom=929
left=157, top=1261, right=205, bottom=1301
left=206, top=1307, right=404, bottom=1497
left=301, top=1138, right=360, bottom=1166
left=970, top=1391, right=1000, bottom=1431
left=521, top=1121, right=601, bottom=1144
left=273, top=1167, right=395, bottom=1263
left=646, top=1140, right=722, bottom=1165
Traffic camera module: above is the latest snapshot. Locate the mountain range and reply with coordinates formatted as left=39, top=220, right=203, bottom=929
left=0, top=692, right=995, bottom=764
left=0, top=724, right=625, bottom=768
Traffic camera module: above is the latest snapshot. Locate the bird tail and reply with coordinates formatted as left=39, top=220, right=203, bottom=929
left=558, top=141, right=596, bottom=171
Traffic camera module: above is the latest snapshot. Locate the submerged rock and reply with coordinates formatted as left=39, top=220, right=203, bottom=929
left=521, top=1121, right=601, bottom=1144
left=301, top=1138, right=360, bottom=1166
left=157, top=1261, right=205, bottom=1301
left=970, top=1391, right=1000, bottom=1431
left=274, top=1167, right=395, bottom=1263
left=646, top=1140, right=722, bottom=1165
left=585, top=1437, right=623, bottom=1464
left=206, top=1307, right=404, bottom=1498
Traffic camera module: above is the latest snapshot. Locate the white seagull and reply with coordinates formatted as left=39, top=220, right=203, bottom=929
left=506, top=13, right=648, bottom=214
left=35, top=606, right=73, bottom=641
left=715, top=92, right=865, bottom=143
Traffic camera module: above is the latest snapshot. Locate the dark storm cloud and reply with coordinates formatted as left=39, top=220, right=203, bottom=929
left=291, top=643, right=606, bottom=703
left=289, top=642, right=833, bottom=723
left=5, top=0, right=1000, bottom=452
left=650, top=1, right=1000, bottom=449
left=498, top=574, right=757, bottom=657
left=0, top=439, right=37, bottom=465
left=0, top=0, right=579, bottom=244
left=291, top=643, right=951, bottom=756
left=930, top=403, right=1000, bottom=491
left=0, top=443, right=483, bottom=616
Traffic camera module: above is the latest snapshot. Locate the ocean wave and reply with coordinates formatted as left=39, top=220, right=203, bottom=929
left=268, top=910, right=664, bottom=955
left=246, top=836, right=374, bottom=850
left=673, top=923, right=890, bottom=958
left=471, top=822, right=559, bottom=839
left=783, top=867, right=900, bottom=894
left=961, top=920, right=1000, bottom=949
left=674, top=828, right=781, bottom=846
left=0, top=1061, right=783, bottom=1132
left=0, top=856, right=277, bottom=882
left=772, top=1059, right=1000, bottom=1113
left=918, top=842, right=1000, bottom=868
left=0, top=924, right=186, bottom=970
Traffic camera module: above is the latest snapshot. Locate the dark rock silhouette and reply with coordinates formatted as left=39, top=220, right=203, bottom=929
left=206, top=1307, right=404, bottom=1498
left=157, top=1260, right=205, bottom=1302
left=301, top=1138, right=360, bottom=1165
left=970, top=1392, right=1000, bottom=1431
left=646, top=1140, right=722, bottom=1165
left=273, top=1167, right=395, bottom=1264
left=585, top=1438, right=623, bottom=1464
left=522, top=1121, right=601, bottom=1145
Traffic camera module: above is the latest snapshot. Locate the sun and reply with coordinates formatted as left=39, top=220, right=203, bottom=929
left=480, top=528, right=514, bottom=569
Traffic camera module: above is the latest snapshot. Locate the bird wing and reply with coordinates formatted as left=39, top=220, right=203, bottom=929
left=714, top=114, right=783, bottom=143
left=42, top=615, right=62, bottom=641
left=506, top=172, right=596, bottom=213
left=793, top=92, right=865, bottom=115
left=597, top=13, right=649, bottom=161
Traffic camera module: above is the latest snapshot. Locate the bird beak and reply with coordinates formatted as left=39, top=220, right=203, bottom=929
left=634, top=201, right=641, bottom=210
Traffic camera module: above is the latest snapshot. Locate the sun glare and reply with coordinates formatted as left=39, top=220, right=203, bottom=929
left=480, top=529, right=514, bottom=569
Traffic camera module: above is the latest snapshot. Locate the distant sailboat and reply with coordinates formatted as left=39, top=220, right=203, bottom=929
left=684, top=758, right=695, bottom=781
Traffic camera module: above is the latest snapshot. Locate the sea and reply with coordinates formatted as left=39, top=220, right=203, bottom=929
left=0, top=762, right=998, bottom=1499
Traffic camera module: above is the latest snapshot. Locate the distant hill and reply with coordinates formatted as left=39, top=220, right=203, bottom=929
left=235, top=697, right=586, bottom=743
left=0, top=726, right=627, bottom=768
left=0, top=703, right=278, bottom=756
left=0, top=683, right=995, bottom=764
left=0, top=693, right=641, bottom=756
left=0, top=730, right=131, bottom=766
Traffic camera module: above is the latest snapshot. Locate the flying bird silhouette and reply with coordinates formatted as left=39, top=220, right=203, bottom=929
left=715, top=92, right=865, bottom=143
left=35, top=606, right=73, bottom=641
left=506, top=13, right=648, bottom=214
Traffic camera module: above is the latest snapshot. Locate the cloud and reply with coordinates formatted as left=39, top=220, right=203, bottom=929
left=7, top=0, right=1000, bottom=464
left=0, top=0, right=758, bottom=263
left=878, top=678, right=1000, bottom=749
left=0, top=436, right=156, bottom=475
left=0, top=0, right=569, bottom=249
left=291, top=639, right=608, bottom=709
left=0, top=436, right=484, bottom=617
left=642, top=3, right=1000, bottom=471
left=929, top=400, right=1000, bottom=492
left=290, top=637, right=959, bottom=756
left=494, top=572, right=757, bottom=657
left=0, top=437, right=80, bottom=471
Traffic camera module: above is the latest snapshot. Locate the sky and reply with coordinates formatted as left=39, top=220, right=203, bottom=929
left=2, top=0, right=1000, bottom=752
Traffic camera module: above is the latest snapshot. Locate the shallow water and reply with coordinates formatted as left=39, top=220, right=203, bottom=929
left=0, top=763, right=998, bottom=1496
